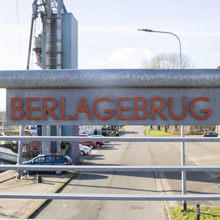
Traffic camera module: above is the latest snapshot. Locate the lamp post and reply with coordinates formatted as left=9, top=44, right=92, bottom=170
left=138, top=28, right=183, bottom=68
left=138, top=28, right=187, bottom=211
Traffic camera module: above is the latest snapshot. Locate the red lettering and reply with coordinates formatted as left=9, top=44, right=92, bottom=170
left=190, top=97, right=212, bottom=120
left=134, top=97, right=148, bottom=120
left=151, top=97, right=167, bottom=120
left=60, top=97, right=73, bottom=120
left=118, top=97, right=131, bottom=120
left=11, top=98, right=24, bottom=120
left=27, top=97, right=40, bottom=120
left=93, top=97, right=115, bottom=120
left=43, top=97, right=58, bottom=120
left=74, top=97, right=92, bottom=120
left=169, top=97, right=187, bottom=120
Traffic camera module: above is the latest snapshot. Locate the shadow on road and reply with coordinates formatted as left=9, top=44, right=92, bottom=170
left=71, top=170, right=220, bottom=194
left=163, top=171, right=220, bottom=184
left=81, top=155, right=105, bottom=161
left=68, top=182, right=161, bottom=193
left=76, top=173, right=108, bottom=181
left=99, top=145, right=118, bottom=150
left=74, top=167, right=220, bottom=185
left=120, top=131, right=138, bottom=136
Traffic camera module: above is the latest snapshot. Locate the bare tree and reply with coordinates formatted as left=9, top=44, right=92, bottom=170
left=142, top=53, right=194, bottom=131
left=142, top=53, right=194, bottom=69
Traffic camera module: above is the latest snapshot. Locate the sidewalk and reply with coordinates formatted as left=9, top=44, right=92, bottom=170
left=0, top=170, right=76, bottom=219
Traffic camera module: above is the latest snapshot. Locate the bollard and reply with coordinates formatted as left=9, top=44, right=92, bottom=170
left=196, top=204, right=200, bottom=220
left=183, top=202, right=187, bottom=211
left=16, top=171, right=21, bottom=180
left=37, top=174, right=42, bottom=183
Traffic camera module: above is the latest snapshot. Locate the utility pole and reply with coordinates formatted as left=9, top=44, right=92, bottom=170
left=27, top=0, right=38, bottom=70
left=45, top=0, right=52, bottom=154
left=56, top=0, right=62, bottom=70
left=56, top=0, right=62, bottom=153
left=45, top=0, right=52, bottom=70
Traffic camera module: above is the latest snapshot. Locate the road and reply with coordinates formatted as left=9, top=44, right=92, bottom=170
left=34, top=126, right=167, bottom=220
left=33, top=126, right=220, bottom=219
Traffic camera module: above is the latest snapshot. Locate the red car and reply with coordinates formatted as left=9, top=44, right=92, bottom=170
left=96, top=141, right=105, bottom=147
left=79, top=134, right=97, bottom=149
left=89, top=135, right=105, bottom=147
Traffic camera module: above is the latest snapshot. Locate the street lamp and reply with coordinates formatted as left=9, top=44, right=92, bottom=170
left=138, top=28, right=186, bottom=211
left=138, top=28, right=182, bottom=68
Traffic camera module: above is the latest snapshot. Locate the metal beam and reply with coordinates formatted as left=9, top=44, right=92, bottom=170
left=2, top=165, right=220, bottom=172
left=1, top=192, right=220, bottom=201
left=0, top=136, right=218, bottom=142
left=0, top=69, right=220, bottom=89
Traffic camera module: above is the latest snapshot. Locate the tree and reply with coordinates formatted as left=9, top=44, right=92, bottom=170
left=142, top=53, right=194, bottom=131
left=142, top=53, right=194, bottom=69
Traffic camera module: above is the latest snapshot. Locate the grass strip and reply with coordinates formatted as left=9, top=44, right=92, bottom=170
left=144, top=128, right=172, bottom=136
left=170, top=206, right=220, bottom=220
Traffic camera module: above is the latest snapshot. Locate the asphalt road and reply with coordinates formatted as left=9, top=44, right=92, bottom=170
left=33, top=126, right=220, bottom=219
left=34, top=126, right=167, bottom=220
left=149, top=135, right=220, bottom=208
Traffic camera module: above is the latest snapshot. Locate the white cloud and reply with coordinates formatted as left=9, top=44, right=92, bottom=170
left=108, top=47, right=151, bottom=68
left=88, top=57, right=107, bottom=68
left=88, top=47, right=151, bottom=68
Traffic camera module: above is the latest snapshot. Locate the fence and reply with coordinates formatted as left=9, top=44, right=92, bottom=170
left=1, top=69, right=220, bottom=206
left=0, top=136, right=219, bottom=201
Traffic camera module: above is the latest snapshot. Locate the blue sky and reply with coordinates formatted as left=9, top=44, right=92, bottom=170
left=0, top=0, right=219, bottom=71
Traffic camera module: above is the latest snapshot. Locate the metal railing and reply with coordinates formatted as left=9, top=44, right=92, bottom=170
left=0, top=135, right=220, bottom=201
left=2, top=68, right=220, bottom=212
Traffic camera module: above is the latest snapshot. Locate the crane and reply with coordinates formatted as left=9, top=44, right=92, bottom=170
left=24, top=0, right=79, bottom=162
left=27, top=0, right=67, bottom=70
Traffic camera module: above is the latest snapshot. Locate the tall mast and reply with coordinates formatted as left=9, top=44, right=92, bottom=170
left=27, top=0, right=67, bottom=70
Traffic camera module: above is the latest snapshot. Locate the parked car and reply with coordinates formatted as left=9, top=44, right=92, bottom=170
left=79, top=134, right=97, bottom=149
left=22, top=154, right=72, bottom=175
left=101, top=126, right=109, bottom=136
left=79, top=144, right=91, bottom=156
left=89, top=135, right=105, bottom=147
left=203, top=131, right=218, bottom=137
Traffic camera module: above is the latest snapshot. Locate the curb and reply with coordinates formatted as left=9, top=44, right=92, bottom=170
left=0, top=170, right=16, bottom=183
left=18, top=172, right=77, bottom=219
left=156, top=171, right=173, bottom=220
